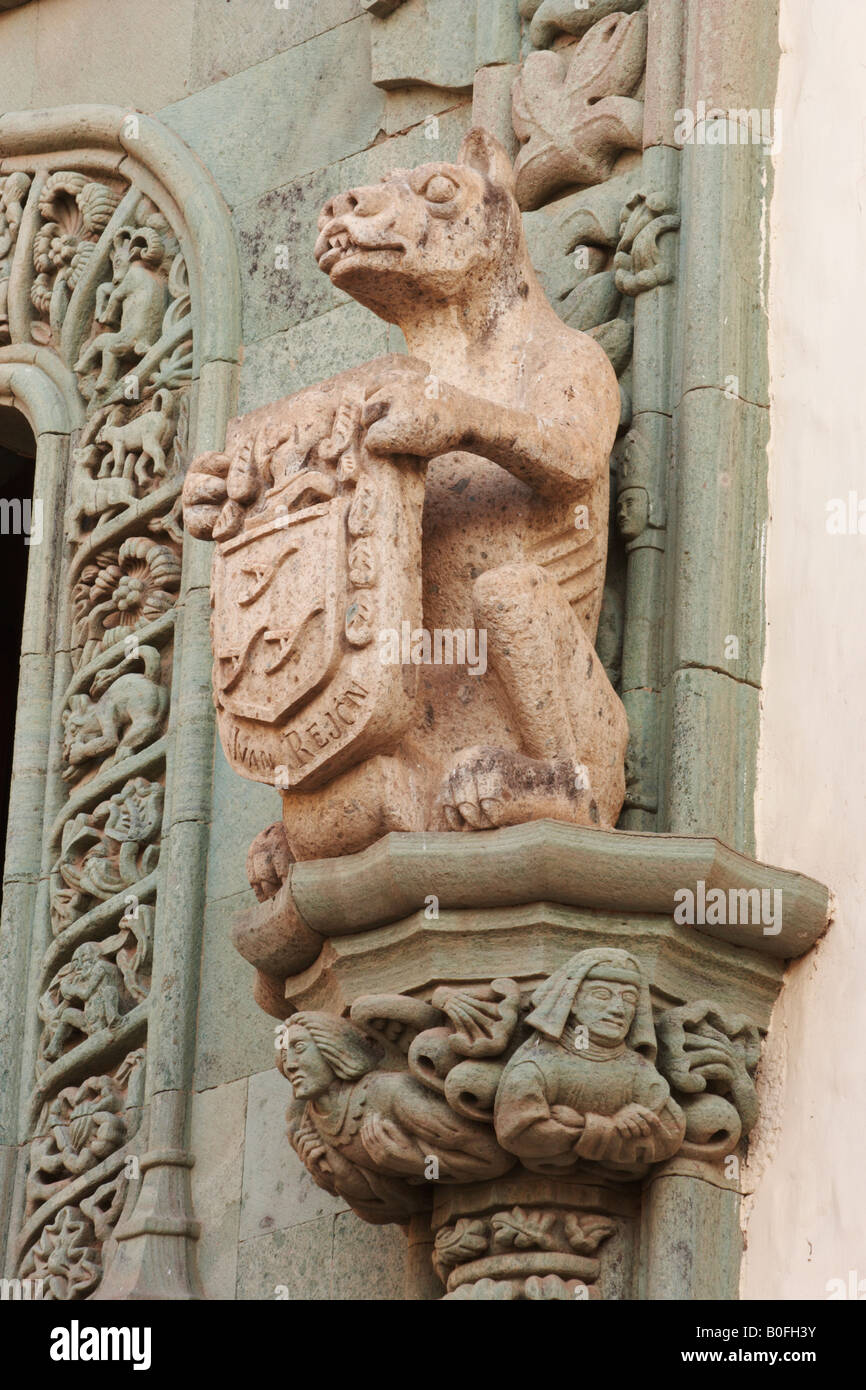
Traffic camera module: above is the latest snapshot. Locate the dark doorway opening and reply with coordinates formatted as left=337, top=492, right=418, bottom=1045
left=0, top=406, right=37, bottom=915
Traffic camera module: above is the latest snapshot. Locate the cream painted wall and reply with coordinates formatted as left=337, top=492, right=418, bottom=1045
left=742, top=0, right=866, bottom=1301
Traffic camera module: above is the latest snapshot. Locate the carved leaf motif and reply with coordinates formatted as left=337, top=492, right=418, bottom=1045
left=433, top=1217, right=489, bottom=1276
left=19, top=1205, right=102, bottom=1300
left=80, top=1171, right=127, bottom=1242
left=490, top=1206, right=560, bottom=1252
left=28, top=1080, right=126, bottom=1209
left=519, top=0, right=645, bottom=50
left=29, top=173, right=122, bottom=347
left=431, top=978, right=521, bottom=1059
left=614, top=189, right=680, bottom=296
left=52, top=778, right=163, bottom=932
left=349, top=994, right=443, bottom=1054
left=512, top=12, right=647, bottom=209
left=522, top=178, right=640, bottom=391
left=656, top=1000, right=761, bottom=1146
left=563, top=1212, right=616, bottom=1254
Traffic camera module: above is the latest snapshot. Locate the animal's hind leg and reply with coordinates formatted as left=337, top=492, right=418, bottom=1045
left=438, top=563, right=627, bottom=830
left=281, top=754, right=425, bottom=860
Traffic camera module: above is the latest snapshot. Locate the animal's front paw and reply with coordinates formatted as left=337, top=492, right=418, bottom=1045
left=181, top=451, right=231, bottom=539
left=438, top=746, right=598, bottom=831
left=362, top=358, right=463, bottom=459
left=246, top=822, right=293, bottom=903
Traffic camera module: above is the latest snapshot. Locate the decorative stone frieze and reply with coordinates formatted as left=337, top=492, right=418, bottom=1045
left=0, top=104, right=241, bottom=1301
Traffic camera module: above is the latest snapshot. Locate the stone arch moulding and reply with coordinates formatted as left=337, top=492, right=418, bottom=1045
left=0, top=105, right=241, bottom=1300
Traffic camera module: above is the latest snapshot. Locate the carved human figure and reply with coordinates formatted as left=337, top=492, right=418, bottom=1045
left=40, top=943, right=124, bottom=1064
left=184, top=127, right=629, bottom=861
left=616, top=486, right=649, bottom=542
left=494, top=948, right=685, bottom=1175
left=279, top=1011, right=513, bottom=1224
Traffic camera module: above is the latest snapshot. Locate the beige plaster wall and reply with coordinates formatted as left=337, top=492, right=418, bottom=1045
left=742, top=0, right=866, bottom=1301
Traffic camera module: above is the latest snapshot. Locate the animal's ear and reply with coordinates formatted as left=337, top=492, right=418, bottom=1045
left=458, top=127, right=516, bottom=195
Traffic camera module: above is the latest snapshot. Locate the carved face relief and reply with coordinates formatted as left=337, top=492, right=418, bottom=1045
left=571, top=979, right=638, bottom=1046
left=616, top=487, right=649, bottom=540
left=281, top=1025, right=334, bottom=1099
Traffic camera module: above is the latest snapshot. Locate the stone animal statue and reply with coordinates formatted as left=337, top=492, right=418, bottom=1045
left=183, top=128, right=628, bottom=864
left=95, top=388, right=176, bottom=485
left=61, top=645, right=167, bottom=782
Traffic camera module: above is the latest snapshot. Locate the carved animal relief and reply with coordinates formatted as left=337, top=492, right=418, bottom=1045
left=3, top=138, right=196, bottom=1298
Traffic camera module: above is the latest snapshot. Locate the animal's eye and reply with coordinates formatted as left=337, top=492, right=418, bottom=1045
left=422, top=174, right=458, bottom=204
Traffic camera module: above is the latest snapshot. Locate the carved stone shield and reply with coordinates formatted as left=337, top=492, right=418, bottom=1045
left=210, top=363, right=424, bottom=790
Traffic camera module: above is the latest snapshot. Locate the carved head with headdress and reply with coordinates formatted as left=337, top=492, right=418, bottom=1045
left=524, top=947, right=656, bottom=1058
left=277, top=1011, right=381, bottom=1100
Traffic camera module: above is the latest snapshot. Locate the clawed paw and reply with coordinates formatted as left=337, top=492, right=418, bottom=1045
left=438, top=746, right=597, bottom=831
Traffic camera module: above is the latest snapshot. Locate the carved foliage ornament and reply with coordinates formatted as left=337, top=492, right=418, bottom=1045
left=27, top=1049, right=146, bottom=1208
left=435, top=1206, right=616, bottom=1300
left=519, top=0, right=645, bottom=50
left=512, top=10, right=647, bottom=209
left=51, top=779, right=163, bottom=934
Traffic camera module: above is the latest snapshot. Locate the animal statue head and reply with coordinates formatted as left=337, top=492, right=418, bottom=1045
left=315, top=128, right=536, bottom=324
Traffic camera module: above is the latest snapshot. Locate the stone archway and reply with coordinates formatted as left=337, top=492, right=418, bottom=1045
left=0, top=105, right=240, bottom=1299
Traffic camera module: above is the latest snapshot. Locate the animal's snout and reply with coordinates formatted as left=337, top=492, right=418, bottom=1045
left=318, top=183, right=391, bottom=230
